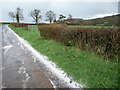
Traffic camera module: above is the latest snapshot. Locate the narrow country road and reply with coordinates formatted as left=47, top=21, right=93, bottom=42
left=0, top=25, right=82, bottom=89
left=1, top=25, right=53, bottom=88
left=0, top=25, right=2, bottom=89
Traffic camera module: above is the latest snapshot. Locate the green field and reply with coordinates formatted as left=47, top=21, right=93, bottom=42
left=68, top=25, right=112, bottom=28
left=9, top=25, right=119, bottom=88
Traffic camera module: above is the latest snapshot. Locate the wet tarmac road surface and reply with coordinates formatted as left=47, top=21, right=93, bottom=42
left=0, top=25, right=83, bottom=89
left=1, top=25, right=53, bottom=88
left=0, top=26, right=2, bottom=89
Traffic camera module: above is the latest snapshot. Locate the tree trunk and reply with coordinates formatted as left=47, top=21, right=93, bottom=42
left=36, top=19, right=38, bottom=24
left=16, top=14, right=20, bottom=23
left=50, top=19, right=52, bottom=24
left=17, top=18, right=19, bottom=23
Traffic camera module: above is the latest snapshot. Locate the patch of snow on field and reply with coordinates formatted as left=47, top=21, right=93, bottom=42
left=7, top=25, right=85, bottom=88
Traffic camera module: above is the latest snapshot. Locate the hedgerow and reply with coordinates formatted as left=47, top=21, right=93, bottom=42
left=38, top=25, right=120, bottom=61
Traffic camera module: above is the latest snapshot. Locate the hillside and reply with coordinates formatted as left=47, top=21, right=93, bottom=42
left=85, top=14, right=120, bottom=26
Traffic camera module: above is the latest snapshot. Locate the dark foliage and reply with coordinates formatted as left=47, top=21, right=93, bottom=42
left=38, top=25, right=120, bottom=62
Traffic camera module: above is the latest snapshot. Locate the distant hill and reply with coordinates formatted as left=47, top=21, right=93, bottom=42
left=84, top=14, right=120, bottom=26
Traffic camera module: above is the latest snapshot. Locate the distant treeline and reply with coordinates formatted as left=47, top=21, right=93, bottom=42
left=1, top=14, right=120, bottom=26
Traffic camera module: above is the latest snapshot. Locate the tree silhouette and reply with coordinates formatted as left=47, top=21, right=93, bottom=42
left=29, top=9, right=42, bottom=24
left=8, top=12, right=15, bottom=22
left=59, top=14, right=66, bottom=23
left=8, top=7, right=24, bottom=23
left=16, top=7, right=24, bottom=23
left=45, top=10, right=56, bottom=23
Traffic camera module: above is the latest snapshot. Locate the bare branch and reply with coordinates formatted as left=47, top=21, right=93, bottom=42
left=8, top=7, right=24, bottom=23
left=29, top=9, right=42, bottom=24
left=45, top=10, right=56, bottom=23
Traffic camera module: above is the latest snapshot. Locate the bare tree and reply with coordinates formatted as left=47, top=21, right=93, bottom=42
left=16, top=7, right=24, bottom=23
left=45, top=10, right=56, bottom=23
left=29, top=9, right=42, bottom=24
left=8, top=12, right=15, bottom=22
left=8, top=7, right=24, bottom=23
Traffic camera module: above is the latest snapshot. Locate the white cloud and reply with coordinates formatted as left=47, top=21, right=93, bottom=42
left=84, top=13, right=118, bottom=20
left=0, top=2, right=118, bottom=22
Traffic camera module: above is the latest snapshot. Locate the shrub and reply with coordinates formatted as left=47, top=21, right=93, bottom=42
left=38, top=25, right=119, bottom=62
left=38, top=24, right=66, bottom=41
left=10, top=23, right=28, bottom=29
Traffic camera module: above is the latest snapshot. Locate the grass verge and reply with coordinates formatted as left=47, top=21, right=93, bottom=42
left=9, top=25, right=119, bottom=88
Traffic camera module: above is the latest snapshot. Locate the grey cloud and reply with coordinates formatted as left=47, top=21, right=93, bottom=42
left=0, top=2, right=118, bottom=22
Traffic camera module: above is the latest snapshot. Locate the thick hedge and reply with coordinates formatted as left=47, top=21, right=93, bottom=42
left=10, top=23, right=29, bottom=29
left=38, top=25, right=119, bottom=61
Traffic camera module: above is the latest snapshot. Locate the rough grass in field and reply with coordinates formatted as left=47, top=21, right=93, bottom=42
left=38, top=25, right=120, bottom=62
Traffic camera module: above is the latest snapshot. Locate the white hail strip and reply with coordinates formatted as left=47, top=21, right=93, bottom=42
left=32, top=56, right=37, bottom=63
left=3, top=45, right=12, bottom=54
left=1, top=67, right=5, bottom=70
left=24, top=51, right=27, bottom=54
left=21, top=60, right=24, bottom=65
left=48, top=79, right=57, bottom=88
left=18, top=66, right=30, bottom=88
left=7, top=25, right=85, bottom=88
left=12, top=40, right=14, bottom=43
left=18, top=66, right=26, bottom=74
left=21, top=45, right=24, bottom=49
left=2, top=83, right=7, bottom=88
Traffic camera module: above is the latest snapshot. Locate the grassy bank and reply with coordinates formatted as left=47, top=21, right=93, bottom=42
left=9, top=25, right=119, bottom=88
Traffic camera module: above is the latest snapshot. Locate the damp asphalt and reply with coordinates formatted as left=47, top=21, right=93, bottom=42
left=0, top=25, right=82, bottom=89
left=1, top=25, right=53, bottom=88
left=0, top=26, right=2, bottom=89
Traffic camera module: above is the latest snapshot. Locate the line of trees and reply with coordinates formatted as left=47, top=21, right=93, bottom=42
left=8, top=7, right=72, bottom=24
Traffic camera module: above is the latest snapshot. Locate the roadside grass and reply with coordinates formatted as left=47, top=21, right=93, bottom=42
left=68, top=25, right=112, bottom=28
left=9, top=25, right=119, bottom=88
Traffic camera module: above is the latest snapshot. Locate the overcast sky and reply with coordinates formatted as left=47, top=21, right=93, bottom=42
left=0, top=0, right=119, bottom=23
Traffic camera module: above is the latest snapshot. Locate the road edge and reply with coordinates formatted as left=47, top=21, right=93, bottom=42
left=6, top=25, right=84, bottom=88
left=0, top=25, right=2, bottom=89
